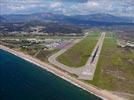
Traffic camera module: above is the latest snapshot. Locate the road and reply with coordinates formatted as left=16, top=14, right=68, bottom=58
left=48, top=32, right=106, bottom=80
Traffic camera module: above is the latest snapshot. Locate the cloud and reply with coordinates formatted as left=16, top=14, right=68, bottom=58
left=58, top=0, right=89, bottom=3
left=50, top=2, right=62, bottom=8
left=5, top=4, right=38, bottom=11
left=62, top=0, right=134, bottom=16
left=7, top=5, right=26, bottom=11
left=0, top=0, right=47, bottom=13
left=67, top=1, right=110, bottom=15
left=0, top=0, right=134, bottom=17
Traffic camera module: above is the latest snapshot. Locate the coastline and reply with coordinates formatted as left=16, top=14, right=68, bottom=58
left=0, top=45, right=124, bottom=100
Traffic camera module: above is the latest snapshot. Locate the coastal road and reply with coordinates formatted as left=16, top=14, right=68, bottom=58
left=48, top=32, right=106, bottom=80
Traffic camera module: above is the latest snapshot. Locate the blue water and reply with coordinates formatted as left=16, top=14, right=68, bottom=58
left=0, top=49, right=101, bottom=100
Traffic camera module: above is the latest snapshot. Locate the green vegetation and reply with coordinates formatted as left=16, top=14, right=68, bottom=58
left=36, top=49, right=59, bottom=62
left=87, top=33, right=134, bottom=95
left=1, top=35, right=76, bottom=63
left=20, top=45, right=44, bottom=56
left=57, top=32, right=100, bottom=67
left=0, top=35, right=81, bottom=40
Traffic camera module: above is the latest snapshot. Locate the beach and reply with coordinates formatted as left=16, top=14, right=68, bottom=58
left=0, top=45, right=124, bottom=100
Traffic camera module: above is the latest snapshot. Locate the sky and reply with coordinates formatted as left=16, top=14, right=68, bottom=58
left=0, top=0, right=134, bottom=17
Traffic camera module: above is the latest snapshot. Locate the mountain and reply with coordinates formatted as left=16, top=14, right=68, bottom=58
left=0, top=13, right=134, bottom=26
left=73, top=13, right=134, bottom=23
left=0, top=16, right=7, bottom=22
left=0, top=13, right=68, bottom=23
left=0, top=20, right=83, bottom=35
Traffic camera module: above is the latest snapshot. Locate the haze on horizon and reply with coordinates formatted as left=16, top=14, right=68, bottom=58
left=0, top=0, right=134, bottom=17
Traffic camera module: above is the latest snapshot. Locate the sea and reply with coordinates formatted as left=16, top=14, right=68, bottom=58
left=0, top=49, right=101, bottom=100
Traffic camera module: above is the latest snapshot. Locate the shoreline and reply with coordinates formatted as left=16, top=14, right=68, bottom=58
left=0, top=45, right=124, bottom=100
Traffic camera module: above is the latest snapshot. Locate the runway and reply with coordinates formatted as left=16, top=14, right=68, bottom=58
left=48, top=32, right=106, bottom=80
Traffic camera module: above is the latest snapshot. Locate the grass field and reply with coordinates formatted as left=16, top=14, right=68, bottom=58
left=20, top=45, right=44, bottom=56
left=87, top=33, right=134, bottom=97
left=36, top=49, right=59, bottom=62
left=0, top=35, right=81, bottom=40
left=57, top=32, right=100, bottom=67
